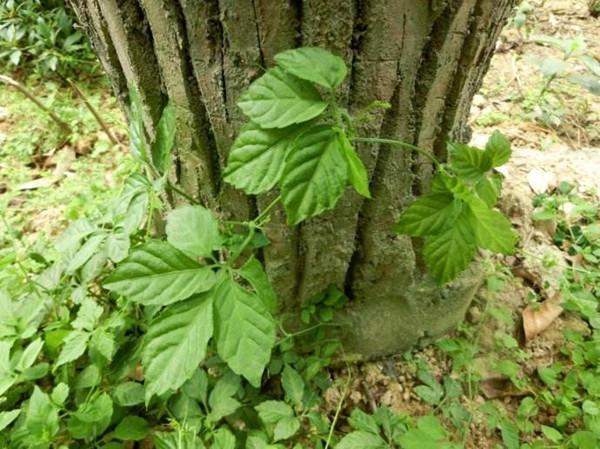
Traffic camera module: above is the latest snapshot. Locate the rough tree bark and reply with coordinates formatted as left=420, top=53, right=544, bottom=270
left=69, top=0, right=516, bottom=358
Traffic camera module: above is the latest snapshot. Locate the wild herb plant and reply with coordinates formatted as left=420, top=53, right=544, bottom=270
left=0, top=47, right=517, bottom=448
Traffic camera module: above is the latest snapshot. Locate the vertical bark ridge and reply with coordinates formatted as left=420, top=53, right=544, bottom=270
left=349, top=2, right=433, bottom=303
left=434, top=0, right=515, bottom=154
left=413, top=0, right=478, bottom=192
left=137, top=0, right=219, bottom=207
left=95, top=0, right=166, bottom=137
left=292, top=0, right=358, bottom=303
left=253, top=2, right=302, bottom=308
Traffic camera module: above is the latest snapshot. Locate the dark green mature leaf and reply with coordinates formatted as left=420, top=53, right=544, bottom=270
left=114, top=382, right=145, bottom=406
left=166, top=205, right=222, bottom=259
left=55, top=330, right=90, bottom=367
left=128, top=86, right=149, bottom=162
left=224, top=123, right=300, bottom=194
left=448, top=143, right=492, bottom=181
left=467, top=198, right=517, bottom=254
left=282, top=365, right=304, bottom=404
left=104, top=240, right=216, bottom=306
left=255, top=400, right=294, bottom=423
left=281, top=126, right=348, bottom=224
left=152, top=101, right=176, bottom=174
left=339, top=131, right=370, bottom=198
left=423, top=209, right=477, bottom=284
left=24, top=387, right=59, bottom=444
left=336, top=431, right=388, bottom=449
left=208, top=372, right=241, bottom=422
left=237, top=67, right=328, bottom=129
left=274, top=47, right=347, bottom=89
left=142, top=293, right=213, bottom=401
left=214, top=279, right=276, bottom=387
left=274, top=416, right=301, bottom=441
left=485, top=131, right=511, bottom=167
left=212, top=428, right=237, bottom=449
left=239, top=257, right=278, bottom=313
left=155, top=431, right=205, bottom=449
left=394, top=193, right=462, bottom=237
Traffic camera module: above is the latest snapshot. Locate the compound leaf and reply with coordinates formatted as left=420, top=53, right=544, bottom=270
left=485, top=131, right=511, bottom=167
left=467, top=198, right=517, bottom=255
left=104, top=240, right=216, bottom=306
left=142, top=293, right=213, bottom=402
left=237, top=67, right=328, bottom=129
left=448, top=143, right=492, bottom=181
left=224, top=123, right=299, bottom=194
left=281, top=126, right=348, bottom=224
left=214, top=279, right=276, bottom=387
left=274, top=47, right=347, bottom=89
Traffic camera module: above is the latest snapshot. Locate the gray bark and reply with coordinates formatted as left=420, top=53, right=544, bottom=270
left=69, top=0, right=516, bottom=358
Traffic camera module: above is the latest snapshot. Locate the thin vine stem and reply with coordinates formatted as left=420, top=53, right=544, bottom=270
left=166, top=180, right=201, bottom=205
left=255, top=194, right=282, bottom=226
left=352, top=136, right=442, bottom=168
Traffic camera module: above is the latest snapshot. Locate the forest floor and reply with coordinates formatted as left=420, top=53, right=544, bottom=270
left=0, top=0, right=598, bottom=448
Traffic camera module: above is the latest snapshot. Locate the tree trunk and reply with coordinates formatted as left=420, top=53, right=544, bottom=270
left=69, top=0, right=516, bottom=358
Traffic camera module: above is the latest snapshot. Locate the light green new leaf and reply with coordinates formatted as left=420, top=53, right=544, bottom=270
left=25, top=387, right=59, bottom=442
left=214, top=280, right=276, bottom=387
left=67, top=233, right=105, bottom=273
left=17, top=338, right=43, bottom=371
left=274, top=416, right=301, bottom=441
left=485, top=131, right=511, bottom=167
left=72, top=298, right=103, bottom=331
left=423, top=209, right=477, bottom=284
left=182, top=369, right=208, bottom=404
left=237, top=67, right=328, bottom=129
left=467, top=199, right=517, bottom=255
left=106, top=230, right=130, bottom=263
left=208, top=371, right=241, bottom=422
left=56, top=330, right=90, bottom=367
left=394, top=193, right=462, bottom=237
left=166, top=206, right=222, bottom=259
left=152, top=101, right=176, bottom=174
left=51, top=383, right=69, bottom=406
left=256, top=400, right=294, bottom=423
left=211, top=427, right=236, bottom=449
left=339, top=131, right=370, bottom=198
left=448, top=142, right=492, bottom=181
left=0, top=409, right=20, bottom=432
left=274, top=47, right=347, bottom=90
left=68, top=393, right=113, bottom=439
left=104, top=240, right=216, bottom=306
left=282, top=365, right=304, bottom=404
left=128, top=86, right=149, bottom=163
left=475, top=176, right=501, bottom=207
left=142, top=293, right=213, bottom=402
left=281, top=126, right=348, bottom=224
left=336, top=431, right=388, bottom=449
left=155, top=431, right=205, bottom=449
left=114, top=382, right=145, bottom=406
left=113, top=416, right=149, bottom=441
left=224, top=123, right=299, bottom=194
left=238, top=257, right=278, bottom=313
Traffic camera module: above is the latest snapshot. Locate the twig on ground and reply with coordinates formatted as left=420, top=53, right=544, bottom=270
left=0, top=74, right=72, bottom=134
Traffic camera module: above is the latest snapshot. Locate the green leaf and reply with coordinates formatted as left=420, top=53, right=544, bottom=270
left=499, top=420, right=519, bottom=449
left=67, top=233, right=105, bottom=273
left=348, top=409, right=379, bottom=434
left=274, top=416, right=300, bottom=441
left=155, top=431, right=205, bottom=449
left=104, top=240, right=216, bottom=306
left=423, top=208, right=477, bottom=284
left=336, top=431, right=387, bottom=449
left=182, top=369, right=208, bottom=404
left=224, top=122, right=300, bottom=194
left=211, top=428, right=236, bottom=449
left=572, top=431, right=598, bottom=449
left=214, top=279, right=276, bottom=387
left=166, top=205, right=222, bottom=259
left=274, top=47, right=347, bottom=89
left=282, top=365, right=304, bottom=404
left=68, top=393, right=113, bottom=439
left=0, top=409, right=20, bottom=432
left=152, top=101, right=176, bottom=173
left=142, top=293, right=213, bottom=402
left=485, top=131, right=511, bottom=167
left=25, top=387, right=59, bottom=443
left=394, top=193, right=462, bottom=237
left=541, top=425, right=563, bottom=443
left=475, top=176, right=501, bottom=207
left=56, top=330, right=90, bottom=367
left=106, top=230, right=130, bottom=263
left=75, top=365, right=101, bottom=389
left=51, top=383, right=69, bottom=406
left=281, top=126, right=348, bottom=224
left=128, top=86, right=149, bottom=162
left=113, top=416, right=149, bottom=441
left=17, top=338, right=43, bottom=371
left=238, top=257, right=278, bottom=313
left=72, top=298, right=103, bottom=331
left=114, top=382, right=145, bottom=406
left=339, top=131, right=370, bottom=198
left=448, top=143, right=492, bottom=181
left=467, top=198, right=517, bottom=254
left=255, top=400, right=294, bottom=423
left=237, top=67, right=328, bottom=129
left=208, top=372, right=241, bottom=422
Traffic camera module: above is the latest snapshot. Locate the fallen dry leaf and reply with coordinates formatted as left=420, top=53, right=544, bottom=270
left=523, top=300, right=563, bottom=342
left=17, top=178, right=55, bottom=191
